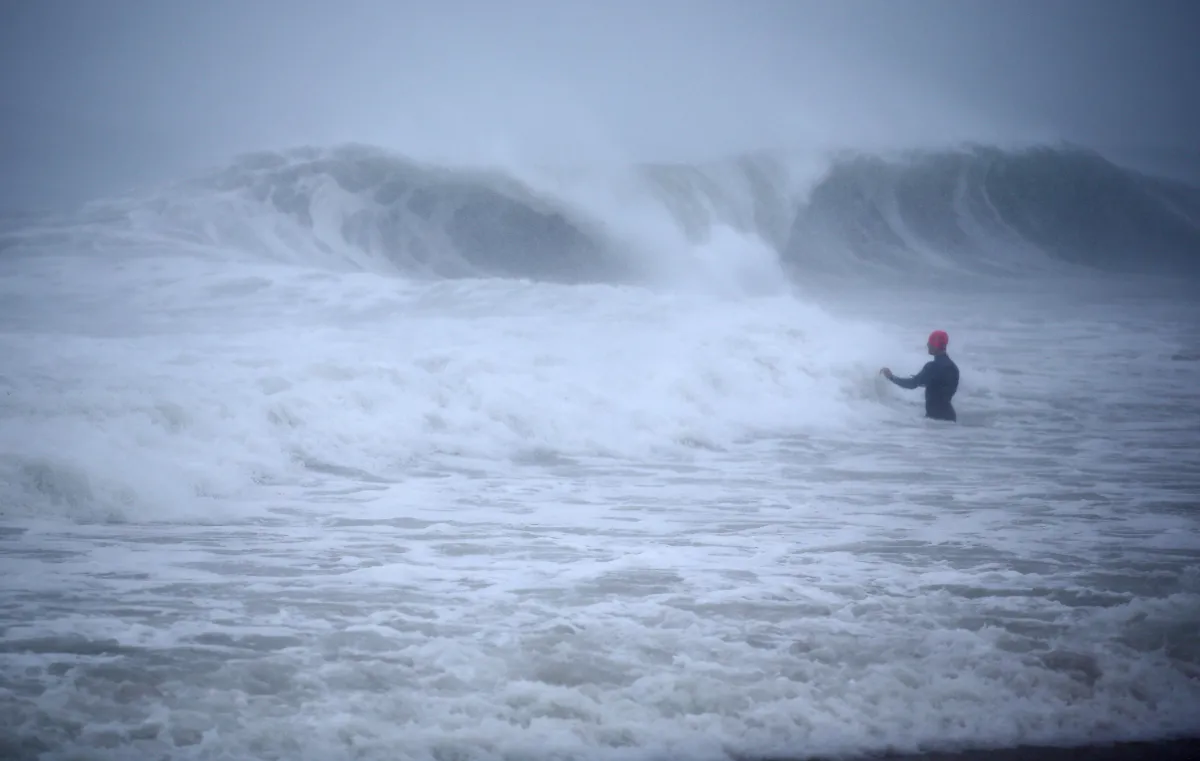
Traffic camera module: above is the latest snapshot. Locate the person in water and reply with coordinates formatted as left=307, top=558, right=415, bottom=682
left=880, top=330, right=959, bottom=422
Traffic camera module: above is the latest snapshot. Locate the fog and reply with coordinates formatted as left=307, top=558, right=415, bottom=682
left=2, top=0, right=1196, bottom=208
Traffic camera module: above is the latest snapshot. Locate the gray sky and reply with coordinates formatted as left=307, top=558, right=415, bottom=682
left=2, top=0, right=1196, bottom=208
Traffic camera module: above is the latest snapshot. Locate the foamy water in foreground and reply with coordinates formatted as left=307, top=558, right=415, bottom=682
left=2, top=240, right=1198, bottom=761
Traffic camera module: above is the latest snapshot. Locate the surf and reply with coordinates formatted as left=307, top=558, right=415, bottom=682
left=10, top=142, right=1194, bottom=292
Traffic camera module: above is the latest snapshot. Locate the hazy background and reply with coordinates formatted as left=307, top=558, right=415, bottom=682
left=2, top=0, right=1197, bottom=210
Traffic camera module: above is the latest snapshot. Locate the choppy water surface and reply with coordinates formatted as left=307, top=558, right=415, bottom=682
left=3, top=273, right=1198, bottom=761
left=2, top=143, right=1199, bottom=760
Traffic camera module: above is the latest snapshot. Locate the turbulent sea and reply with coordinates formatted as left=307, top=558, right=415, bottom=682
left=1, top=142, right=1199, bottom=761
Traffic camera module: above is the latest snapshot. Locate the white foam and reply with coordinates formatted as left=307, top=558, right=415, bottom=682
left=2, top=169, right=1199, bottom=761
left=0, top=242, right=900, bottom=524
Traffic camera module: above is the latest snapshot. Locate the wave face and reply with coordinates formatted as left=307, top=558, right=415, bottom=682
left=37, top=142, right=1197, bottom=287
left=787, top=145, right=1200, bottom=277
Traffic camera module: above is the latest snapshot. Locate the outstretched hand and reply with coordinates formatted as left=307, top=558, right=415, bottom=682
left=879, top=367, right=893, bottom=379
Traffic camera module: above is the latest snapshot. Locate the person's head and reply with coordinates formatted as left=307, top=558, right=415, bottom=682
left=927, top=330, right=949, bottom=355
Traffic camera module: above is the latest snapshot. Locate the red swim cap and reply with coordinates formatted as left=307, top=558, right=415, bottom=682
left=927, top=330, right=949, bottom=350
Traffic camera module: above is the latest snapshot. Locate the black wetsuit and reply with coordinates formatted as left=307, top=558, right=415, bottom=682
left=888, top=352, right=959, bottom=422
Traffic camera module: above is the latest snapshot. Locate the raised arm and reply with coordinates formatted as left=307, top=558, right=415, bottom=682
left=888, top=361, right=933, bottom=390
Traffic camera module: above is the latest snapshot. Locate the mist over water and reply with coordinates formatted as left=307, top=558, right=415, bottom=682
left=2, top=2, right=1199, bottom=760
left=4, top=0, right=1198, bottom=209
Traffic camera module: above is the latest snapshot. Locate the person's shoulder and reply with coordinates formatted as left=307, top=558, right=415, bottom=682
left=929, top=354, right=956, bottom=373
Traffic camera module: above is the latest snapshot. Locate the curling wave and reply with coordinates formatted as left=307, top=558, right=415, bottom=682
left=12, top=142, right=1198, bottom=285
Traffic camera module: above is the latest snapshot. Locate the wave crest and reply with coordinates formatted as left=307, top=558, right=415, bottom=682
left=47, top=142, right=1200, bottom=284
left=787, top=145, right=1200, bottom=276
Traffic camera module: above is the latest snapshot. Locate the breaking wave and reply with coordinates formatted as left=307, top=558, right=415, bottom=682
left=9, top=142, right=1199, bottom=284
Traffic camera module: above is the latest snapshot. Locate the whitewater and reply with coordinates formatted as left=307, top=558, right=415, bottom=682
left=1, top=143, right=1199, bottom=761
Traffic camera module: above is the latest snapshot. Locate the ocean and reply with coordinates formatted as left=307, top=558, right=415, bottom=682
left=1, top=143, right=1198, bottom=761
